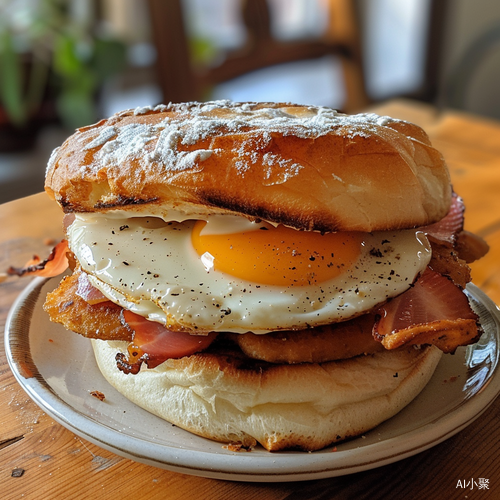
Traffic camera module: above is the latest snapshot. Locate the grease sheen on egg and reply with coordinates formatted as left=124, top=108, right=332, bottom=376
left=67, top=212, right=432, bottom=334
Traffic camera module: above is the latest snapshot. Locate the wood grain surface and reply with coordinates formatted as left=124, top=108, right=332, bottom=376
left=1, top=99, right=499, bottom=500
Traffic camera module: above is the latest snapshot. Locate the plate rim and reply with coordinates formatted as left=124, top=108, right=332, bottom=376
left=5, top=276, right=500, bottom=482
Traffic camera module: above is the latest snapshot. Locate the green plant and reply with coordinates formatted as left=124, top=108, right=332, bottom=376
left=0, top=0, right=127, bottom=130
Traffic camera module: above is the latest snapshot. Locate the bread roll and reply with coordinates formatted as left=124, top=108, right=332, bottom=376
left=45, top=101, right=451, bottom=232
left=46, top=101, right=451, bottom=451
left=92, top=340, right=442, bottom=451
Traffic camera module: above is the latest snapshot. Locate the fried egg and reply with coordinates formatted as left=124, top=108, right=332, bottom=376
left=67, top=212, right=431, bottom=333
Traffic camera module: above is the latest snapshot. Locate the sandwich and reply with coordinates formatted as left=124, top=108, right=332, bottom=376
left=39, top=101, right=488, bottom=451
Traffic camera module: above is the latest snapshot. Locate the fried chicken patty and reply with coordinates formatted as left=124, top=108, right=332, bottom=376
left=43, top=269, right=386, bottom=364
left=226, top=315, right=384, bottom=364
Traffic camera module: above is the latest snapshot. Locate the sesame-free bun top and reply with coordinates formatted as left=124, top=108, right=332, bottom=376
left=45, top=101, right=451, bottom=232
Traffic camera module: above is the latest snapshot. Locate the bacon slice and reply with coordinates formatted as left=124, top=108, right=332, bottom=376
left=422, top=193, right=464, bottom=245
left=117, top=310, right=219, bottom=373
left=428, top=241, right=471, bottom=289
left=455, top=230, right=489, bottom=263
left=373, top=267, right=480, bottom=353
left=7, top=240, right=69, bottom=278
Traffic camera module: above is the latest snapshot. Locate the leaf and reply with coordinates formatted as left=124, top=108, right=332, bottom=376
left=90, top=38, right=127, bottom=82
left=52, top=35, right=82, bottom=78
left=25, top=51, right=50, bottom=114
left=190, top=37, right=217, bottom=65
left=56, top=88, right=96, bottom=130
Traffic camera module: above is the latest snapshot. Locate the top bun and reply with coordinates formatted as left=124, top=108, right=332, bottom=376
left=45, top=101, right=451, bottom=232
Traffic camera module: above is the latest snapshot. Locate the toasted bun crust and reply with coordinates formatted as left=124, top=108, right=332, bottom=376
left=45, top=101, right=451, bottom=232
left=92, top=340, right=442, bottom=451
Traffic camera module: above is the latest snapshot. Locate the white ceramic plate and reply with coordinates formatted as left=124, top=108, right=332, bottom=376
left=5, top=277, right=500, bottom=482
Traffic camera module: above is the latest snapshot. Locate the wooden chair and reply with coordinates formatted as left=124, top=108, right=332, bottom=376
left=147, top=0, right=369, bottom=112
left=441, top=22, right=500, bottom=115
left=404, top=0, right=450, bottom=105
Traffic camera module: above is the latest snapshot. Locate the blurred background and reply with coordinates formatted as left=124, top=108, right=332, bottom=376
left=1, top=0, right=500, bottom=204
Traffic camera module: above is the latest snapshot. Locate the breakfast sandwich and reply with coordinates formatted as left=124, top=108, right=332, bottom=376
left=38, top=101, right=488, bottom=451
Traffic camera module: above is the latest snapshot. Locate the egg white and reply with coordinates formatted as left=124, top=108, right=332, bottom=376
left=67, top=212, right=431, bottom=333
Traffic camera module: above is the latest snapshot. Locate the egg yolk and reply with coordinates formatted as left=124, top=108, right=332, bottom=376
left=191, top=220, right=364, bottom=287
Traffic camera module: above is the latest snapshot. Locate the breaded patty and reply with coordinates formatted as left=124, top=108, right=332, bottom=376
left=44, top=270, right=132, bottom=341
left=44, top=269, right=385, bottom=363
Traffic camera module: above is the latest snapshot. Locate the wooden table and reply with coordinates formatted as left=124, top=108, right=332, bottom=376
left=1, top=99, right=499, bottom=499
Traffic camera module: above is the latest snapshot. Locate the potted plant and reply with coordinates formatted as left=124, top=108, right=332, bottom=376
left=0, top=0, right=126, bottom=151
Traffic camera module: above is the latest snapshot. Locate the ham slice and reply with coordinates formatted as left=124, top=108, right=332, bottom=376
left=422, top=193, right=464, bottom=245
left=7, top=240, right=69, bottom=278
left=63, top=213, right=76, bottom=231
left=116, top=310, right=218, bottom=373
left=373, top=267, right=480, bottom=353
left=76, top=271, right=108, bottom=304
left=423, top=192, right=488, bottom=287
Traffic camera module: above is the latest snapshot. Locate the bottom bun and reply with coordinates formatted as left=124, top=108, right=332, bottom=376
left=91, top=340, right=442, bottom=451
